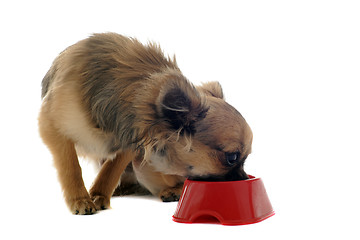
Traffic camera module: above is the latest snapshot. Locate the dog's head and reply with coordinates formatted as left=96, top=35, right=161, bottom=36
left=141, top=72, right=252, bottom=181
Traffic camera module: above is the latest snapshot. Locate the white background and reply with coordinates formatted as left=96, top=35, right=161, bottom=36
left=1, top=0, right=359, bottom=239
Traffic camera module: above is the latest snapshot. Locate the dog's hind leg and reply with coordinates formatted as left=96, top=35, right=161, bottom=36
left=89, top=150, right=135, bottom=210
left=132, top=160, right=185, bottom=202
left=158, top=175, right=184, bottom=202
left=112, top=163, right=151, bottom=196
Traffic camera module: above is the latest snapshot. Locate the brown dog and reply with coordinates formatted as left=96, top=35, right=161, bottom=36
left=38, top=33, right=253, bottom=214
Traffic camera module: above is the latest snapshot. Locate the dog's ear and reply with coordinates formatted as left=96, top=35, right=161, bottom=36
left=158, top=78, right=209, bottom=134
left=197, top=81, right=224, bottom=99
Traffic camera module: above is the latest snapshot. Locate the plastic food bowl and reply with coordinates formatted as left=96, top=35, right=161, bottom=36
left=172, top=175, right=274, bottom=225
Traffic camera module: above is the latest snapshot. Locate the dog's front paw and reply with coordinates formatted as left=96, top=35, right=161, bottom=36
left=159, top=187, right=182, bottom=202
left=91, top=195, right=110, bottom=210
left=70, top=197, right=97, bottom=215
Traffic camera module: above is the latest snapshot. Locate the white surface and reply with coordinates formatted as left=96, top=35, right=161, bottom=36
left=1, top=1, right=359, bottom=239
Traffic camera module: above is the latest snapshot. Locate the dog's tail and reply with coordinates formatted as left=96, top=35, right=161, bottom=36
left=41, top=66, right=54, bottom=98
left=41, top=48, right=67, bottom=98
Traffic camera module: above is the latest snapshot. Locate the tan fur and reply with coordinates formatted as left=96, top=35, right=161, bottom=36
left=39, top=33, right=253, bottom=214
left=39, top=105, right=96, bottom=214
left=89, top=151, right=136, bottom=210
left=132, top=154, right=185, bottom=200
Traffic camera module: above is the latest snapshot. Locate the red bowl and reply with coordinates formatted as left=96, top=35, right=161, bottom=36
left=172, top=175, right=274, bottom=225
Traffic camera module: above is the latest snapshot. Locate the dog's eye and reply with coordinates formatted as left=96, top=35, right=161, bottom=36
left=225, top=152, right=240, bottom=166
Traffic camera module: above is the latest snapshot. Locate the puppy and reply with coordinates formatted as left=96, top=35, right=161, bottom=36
left=38, top=33, right=253, bottom=214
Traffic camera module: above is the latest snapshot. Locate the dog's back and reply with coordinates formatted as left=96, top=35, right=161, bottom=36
left=40, top=33, right=183, bottom=159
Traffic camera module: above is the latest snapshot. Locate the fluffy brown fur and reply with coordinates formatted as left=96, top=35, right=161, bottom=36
left=39, top=33, right=253, bottom=214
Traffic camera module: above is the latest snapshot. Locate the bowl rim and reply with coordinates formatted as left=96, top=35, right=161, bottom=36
left=184, top=175, right=258, bottom=184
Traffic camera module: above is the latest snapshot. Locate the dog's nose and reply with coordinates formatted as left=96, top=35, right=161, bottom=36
left=223, top=167, right=249, bottom=181
left=237, top=169, right=249, bottom=180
